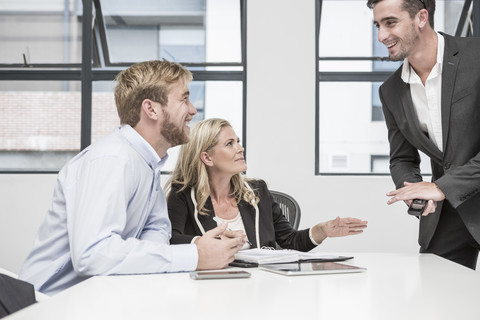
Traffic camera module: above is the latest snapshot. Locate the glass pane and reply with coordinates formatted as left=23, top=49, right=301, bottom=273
left=319, top=0, right=466, bottom=72
left=92, top=80, right=243, bottom=172
left=91, top=81, right=119, bottom=143
left=0, top=0, right=82, bottom=64
left=100, top=0, right=241, bottom=64
left=0, top=80, right=81, bottom=171
left=371, top=155, right=390, bottom=173
left=371, top=82, right=384, bottom=121
left=318, top=82, right=431, bottom=175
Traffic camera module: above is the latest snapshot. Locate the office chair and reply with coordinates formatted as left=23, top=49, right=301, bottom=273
left=0, top=274, right=37, bottom=318
left=270, top=190, right=301, bottom=230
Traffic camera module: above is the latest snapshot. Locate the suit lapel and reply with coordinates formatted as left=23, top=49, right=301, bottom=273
left=238, top=202, right=257, bottom=247
left=440, top=33, right=460, bottom=153
left=198, top=197, right=218, bottom=231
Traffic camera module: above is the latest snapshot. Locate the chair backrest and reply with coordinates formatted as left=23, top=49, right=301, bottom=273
left=270, top=190, right=301, bottom=230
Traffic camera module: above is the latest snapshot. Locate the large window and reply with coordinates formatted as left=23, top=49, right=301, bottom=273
left=316, top=0, right=475, bottom=175
left=0, top=0, right=246, bottom=172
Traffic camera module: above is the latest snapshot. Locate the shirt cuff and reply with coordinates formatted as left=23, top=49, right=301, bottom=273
left=309, top=227, right=321, bottom=246
left=169, top=244, right=198, bottom=272
left=190, top=236, right=200, bottom=244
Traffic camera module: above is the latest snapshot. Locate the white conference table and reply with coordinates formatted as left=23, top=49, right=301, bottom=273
left=6, top=253, right=480, bottom=320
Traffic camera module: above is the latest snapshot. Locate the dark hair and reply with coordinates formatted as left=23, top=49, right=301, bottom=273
left=366, top=0, right=435, bottom=28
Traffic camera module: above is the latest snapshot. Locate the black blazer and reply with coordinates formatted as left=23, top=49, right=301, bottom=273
left=167, top=179, right=316, bottom=251
left=379, top=33, right=480, bottom=248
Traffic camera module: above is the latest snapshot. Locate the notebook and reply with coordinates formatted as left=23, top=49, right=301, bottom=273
left=259, top=261, right=366, bottom=276
left=233, top=248, right=353, bottom=265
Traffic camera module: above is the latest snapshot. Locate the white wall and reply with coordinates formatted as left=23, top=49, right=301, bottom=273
left=245, top=0, right=419, bottom=253
left=0, top=174, right=57, bottom=273
left=0, top=0, right=421, bottom=274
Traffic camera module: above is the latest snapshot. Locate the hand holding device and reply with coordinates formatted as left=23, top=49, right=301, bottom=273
left=408, top=199, right=427, bottom=216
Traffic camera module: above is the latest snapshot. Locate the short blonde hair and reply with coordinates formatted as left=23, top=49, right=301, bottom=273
left=166, top=118, right=258, bottom=215
left=114, top=60, right=193, bottom=127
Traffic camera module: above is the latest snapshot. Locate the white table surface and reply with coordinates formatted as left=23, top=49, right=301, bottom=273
left=6, top=253, right=480, bottom=320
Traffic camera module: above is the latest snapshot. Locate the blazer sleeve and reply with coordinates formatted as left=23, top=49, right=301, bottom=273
left=167, top=185, right=196, bottom=245
left=434, top=144, right=480, bottom=209
left=380, top=85, right=423, bottom=189
left=433, top=37, right=480, bottom=208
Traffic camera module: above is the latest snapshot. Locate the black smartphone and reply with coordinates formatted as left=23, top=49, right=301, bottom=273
left=229, top=260, right=259, bottom=268
left=189, top=270, right=251, bottom=280
left=408, top=199, right=427, bottom=216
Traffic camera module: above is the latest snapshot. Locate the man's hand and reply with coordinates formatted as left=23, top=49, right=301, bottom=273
left=219, top=228, right=247, bottom=241
left=195, top=223, right=245, bottom=270
left=386, top=181, right=445, bottom=215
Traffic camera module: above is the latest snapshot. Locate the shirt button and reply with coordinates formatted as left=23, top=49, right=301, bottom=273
left=444, top=163, right=451, bottom=170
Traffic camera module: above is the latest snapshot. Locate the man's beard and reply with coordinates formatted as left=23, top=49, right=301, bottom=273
left=389, top=23, right=418, bottom=61
left=160, top=111, right=189, bottom=147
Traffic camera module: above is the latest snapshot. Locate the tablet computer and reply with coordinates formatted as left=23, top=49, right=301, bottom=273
left=258, top=262, right=366, bottom=276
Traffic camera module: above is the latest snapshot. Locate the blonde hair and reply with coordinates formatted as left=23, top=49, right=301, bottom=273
left=166, top=118, right=258, bottom=215
left=114, top=60, right=193, bottom=127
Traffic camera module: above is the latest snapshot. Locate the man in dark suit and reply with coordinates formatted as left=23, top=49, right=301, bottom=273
left=367, top=0, right=480, bottom=269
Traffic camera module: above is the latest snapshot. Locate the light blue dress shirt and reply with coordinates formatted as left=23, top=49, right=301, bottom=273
left=19, top=125, right=198, bottom=295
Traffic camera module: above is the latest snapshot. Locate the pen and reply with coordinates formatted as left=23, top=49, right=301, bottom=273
left=215, top=229, right=253, bottom=247
left=215, top=234, right=253, bottom=247
left=223, top=233, right=253, bottom=247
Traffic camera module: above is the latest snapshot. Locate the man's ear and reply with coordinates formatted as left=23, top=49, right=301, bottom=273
left=141, top=99, right=159, bottom=120
left=417, top=9, right=428, bottom=29
left=200, top=151, right=213, bottom=167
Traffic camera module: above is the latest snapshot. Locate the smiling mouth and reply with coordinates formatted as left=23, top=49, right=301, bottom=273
left=386, top=41, right=398, bottom=49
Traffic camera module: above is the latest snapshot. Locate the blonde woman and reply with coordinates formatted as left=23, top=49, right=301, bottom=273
left=166, top=118, right=367, bottom=250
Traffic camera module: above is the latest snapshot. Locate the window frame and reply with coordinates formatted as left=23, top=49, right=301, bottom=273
left=0, top=0, right=247, bottom=174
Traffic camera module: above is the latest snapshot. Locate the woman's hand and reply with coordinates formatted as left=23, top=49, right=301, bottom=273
left=312, top=217, right=368, bottom=244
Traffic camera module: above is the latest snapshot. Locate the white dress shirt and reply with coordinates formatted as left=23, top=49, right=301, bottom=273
left=401, top=32, right=445, bottom=152
left=19, top=125, right=198, bottom=295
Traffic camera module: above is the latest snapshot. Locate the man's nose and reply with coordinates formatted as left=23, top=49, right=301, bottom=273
left=188, top=101, right=197, bottom=115
left=377, top=26, right=388, bottom=43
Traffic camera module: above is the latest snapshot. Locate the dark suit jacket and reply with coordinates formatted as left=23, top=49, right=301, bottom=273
left=0, top=274, right=36, bottom=318
left=379, top=33, right=480, bottom=248
left=167, top=179, right=316, bottom=251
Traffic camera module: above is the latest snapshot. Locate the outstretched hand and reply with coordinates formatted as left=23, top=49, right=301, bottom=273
left=312, top=217, right=368, bottom=244
left=322, top=217, right=368, bottom=237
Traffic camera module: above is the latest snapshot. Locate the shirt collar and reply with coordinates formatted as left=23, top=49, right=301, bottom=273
left=401, top=31, right=444, bottom=84
left=116, top=125, right=168, bottom=170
